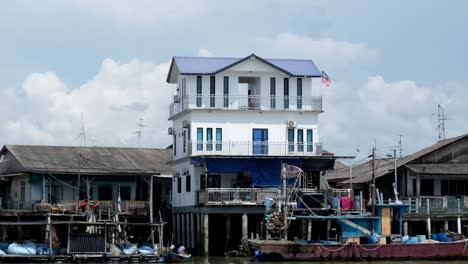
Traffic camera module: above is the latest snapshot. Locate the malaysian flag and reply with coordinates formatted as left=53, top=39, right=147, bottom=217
left=281, top=163, right=303, bottom=178
left=321, top=71, right=332, bottom=86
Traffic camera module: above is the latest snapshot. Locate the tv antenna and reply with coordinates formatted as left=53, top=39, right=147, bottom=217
left=134, top=117, right=146, bottom=148
left=432, top=104, right=448, bottom=141
left=79, top=112, right=86, bottom=147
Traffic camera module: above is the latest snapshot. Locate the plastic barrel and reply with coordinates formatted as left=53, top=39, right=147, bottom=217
left=417, top=235, right=426, bottom=242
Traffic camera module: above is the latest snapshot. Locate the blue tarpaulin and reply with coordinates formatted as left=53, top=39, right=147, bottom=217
left=203, top=158, right=301, bottom=187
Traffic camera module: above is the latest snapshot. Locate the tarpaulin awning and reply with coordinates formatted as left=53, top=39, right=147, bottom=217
left=202, top=158, right=301, bottom=187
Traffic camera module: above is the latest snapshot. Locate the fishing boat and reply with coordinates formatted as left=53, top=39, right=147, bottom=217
left=248, top=163, right=468, bottom=261
left=166, top=252, right=192, bottom=263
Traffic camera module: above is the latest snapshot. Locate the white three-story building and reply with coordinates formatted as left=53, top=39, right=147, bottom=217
left=166, top=54, right=333, bottom=255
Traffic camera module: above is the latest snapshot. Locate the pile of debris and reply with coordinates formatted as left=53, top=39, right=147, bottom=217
left=224, top=239, right=250, bottom=257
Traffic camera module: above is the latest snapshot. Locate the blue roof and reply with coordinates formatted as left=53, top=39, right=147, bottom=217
left=167, top=54, right=322, bottom=82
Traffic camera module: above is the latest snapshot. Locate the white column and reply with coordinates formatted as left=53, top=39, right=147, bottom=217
left=307, top=220, right=312, bottom=241
left=203, top=214, right=209, bottom=255
left=242, top=213, right=248, bottom=239
left=403, top=221, right=408, bottom=236
left=444, top=220, right=449, bottom=232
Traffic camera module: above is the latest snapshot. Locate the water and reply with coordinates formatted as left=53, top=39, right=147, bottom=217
left=188, top=257, right=468, bottom=264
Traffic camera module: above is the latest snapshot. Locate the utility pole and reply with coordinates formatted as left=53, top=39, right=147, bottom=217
left=371, top=147, right=376, bottom=233
left=76, top=154, right=82, bottom=213
left=150, top=175, right=155, bottom=245
left=393, top=148, right=399, bottom=202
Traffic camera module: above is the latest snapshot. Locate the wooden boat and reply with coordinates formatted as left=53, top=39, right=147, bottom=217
left=166, top=252, right=192, bottom=263
left=249, top=239, right=468, bottom=261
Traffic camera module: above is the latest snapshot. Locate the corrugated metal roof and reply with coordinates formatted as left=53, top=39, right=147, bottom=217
left=335, top=134, right=468, bottom=184
left=405, top=163, right=468, bottom=175
left=168, top=54, right=322, bottom=82
left=0, top=145, right=172, bottom=176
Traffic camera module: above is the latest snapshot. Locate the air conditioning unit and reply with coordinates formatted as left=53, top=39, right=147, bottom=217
left=182, top=120, right=190, bottom=128
left=182, top=168, right=189, bottom=175
left=168, top=127, right=174, bottom=135
left=173, top=95, right=180, bottom=103
left=287, top=120, right=297, bottom=128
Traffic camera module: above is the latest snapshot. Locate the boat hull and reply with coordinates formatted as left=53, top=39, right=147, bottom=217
left=248, top=239, right=468, bottom=261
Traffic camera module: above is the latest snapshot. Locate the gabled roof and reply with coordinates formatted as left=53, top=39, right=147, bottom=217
left=0, top=145, right=172, bottom=176
left=166, top=54, right=322, bottom=83
left=336, top=134, right=468, bottom=184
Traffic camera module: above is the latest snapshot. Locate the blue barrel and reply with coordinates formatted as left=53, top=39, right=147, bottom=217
left=264, top=198, right=273, bottom=207
left=436, top=233, right=448, bottom=241
left=368, top=234, right=379, bottom=244
left=431, top=234, right=438, bottom=240
left=406, top=237, right=418, bottom=244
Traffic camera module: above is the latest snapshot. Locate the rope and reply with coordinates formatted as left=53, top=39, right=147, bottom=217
left=457, top=240, right=468, bottom=260
left=317, top=242, right=349, bottom=252
left=357, top=243, right=383, bottom=251
left=353, top=244, right=367, bottom=262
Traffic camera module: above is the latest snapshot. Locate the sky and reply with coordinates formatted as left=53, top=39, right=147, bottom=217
left=1, top=0, right=467, bottom=159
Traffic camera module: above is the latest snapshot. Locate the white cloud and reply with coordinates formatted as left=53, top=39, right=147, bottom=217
left=1, top=58, right=173, bottom=148
left=320, top=76, right=468, bottom=156
left=68, top=0, right=206, bottom=28
left=254, top=32, right=377, bottom=70
left=197, top=48, right=214, bottom=57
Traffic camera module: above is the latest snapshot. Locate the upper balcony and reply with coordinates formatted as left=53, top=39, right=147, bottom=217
left=188, top=140, right=323, bottom=157
left=169, top=94, right=322, bottom=119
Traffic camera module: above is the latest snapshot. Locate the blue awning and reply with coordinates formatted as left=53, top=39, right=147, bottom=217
left=202, top=158, right=301, bottom=187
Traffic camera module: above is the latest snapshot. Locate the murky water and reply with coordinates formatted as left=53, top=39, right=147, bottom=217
left=189, top=257, right=468, bottom=264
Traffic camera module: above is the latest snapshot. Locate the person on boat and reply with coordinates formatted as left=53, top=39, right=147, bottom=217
left=177, top=244, right=186, bottom=255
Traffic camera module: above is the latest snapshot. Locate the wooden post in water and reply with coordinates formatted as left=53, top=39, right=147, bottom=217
left=47, top=214, right=53, bottom=256
left=426, top=198, right=431, bottom=237
left=149, top=175, right=154, bottom=245
left=457, top=198, right=462, bottom=234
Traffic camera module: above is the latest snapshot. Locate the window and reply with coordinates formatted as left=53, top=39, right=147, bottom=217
left=216, top=128, right=222, bottom=151
left=206, top=128, right=213, bottom=151
left=173, top=134, right=177, bottom=156
left=186, top=175, right=191, bottom=192
left=200, top=174, right=221, bottom=190
left=210, top=76, right=216, bottom=107
left=120, top=186, right=131, bottom=200
left=270, top=77, right=276, bottom=109
left=284, top=78, right=289, bottom=109
left=297, top=78, right=302, bottom=109
left=20, top=181, right=25, bottom=202
left=297, top=129, right=304, bottom=152
left=253, top=129, right=269, bottom=155
left=183, top=131, right=186, bottom=153
left=196, top=76, right=202, bottom=107
left=177, top=177, right=182, bottom=193
left=197, top=128, right=203, bottom=151
left=307, top=129, right=313, bottom=152
left=98, top=184, right=113, bottom=200
left=288, top=128, right=295, bottom=152
left=223, top=76, right=229, bottom=107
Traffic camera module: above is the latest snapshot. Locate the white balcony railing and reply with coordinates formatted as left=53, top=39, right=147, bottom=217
left=188, top=140, right=323, bottom=156
left=169, top=94, right=322, bottom=118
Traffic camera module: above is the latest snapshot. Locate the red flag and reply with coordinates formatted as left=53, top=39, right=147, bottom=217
left=321, top=71, right=332, bottom=86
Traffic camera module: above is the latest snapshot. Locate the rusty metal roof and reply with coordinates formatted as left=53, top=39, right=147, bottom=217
left=0, top=145, right=172, bottom=176
left=332, top=134, right=468, bottom=184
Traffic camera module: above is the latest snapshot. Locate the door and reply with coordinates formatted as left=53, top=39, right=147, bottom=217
left=252, top=129, right=268, bottom=155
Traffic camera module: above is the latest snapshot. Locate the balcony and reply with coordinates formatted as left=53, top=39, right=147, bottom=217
left=169, top=94, right=322, bottom=119
left=198, top=188, right=316, bottom=206
left=188, top=140, right=323, bottom=157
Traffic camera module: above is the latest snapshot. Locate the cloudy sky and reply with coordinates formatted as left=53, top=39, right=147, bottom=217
left=1, top=0, right=467, bottom=158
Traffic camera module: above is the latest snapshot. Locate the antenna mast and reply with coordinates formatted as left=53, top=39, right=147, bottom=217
left=135, top=117, right=145, bottom=148
left=80, top=112, right=86, bottom=147
left=433, top=104, right=448, bottom=141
